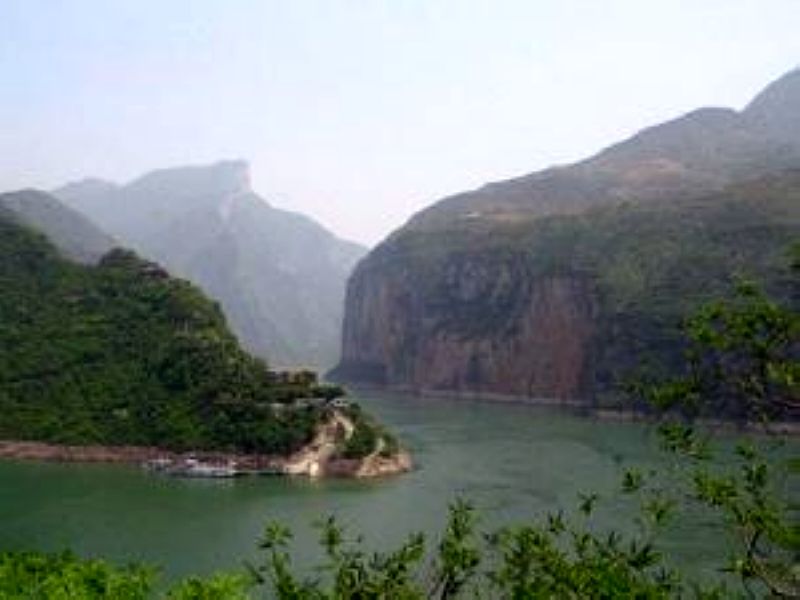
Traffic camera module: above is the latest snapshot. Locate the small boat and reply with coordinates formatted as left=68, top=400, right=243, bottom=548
left=143, top=457, right=240, bottom=478
left=180, top=460, right=240, bottom=478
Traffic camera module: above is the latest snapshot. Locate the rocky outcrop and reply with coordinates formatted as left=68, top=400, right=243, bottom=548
left=325, top=447, right=414, bottom=478
left=284, top=410, right=413, bottom=478
left=282, top=410, right=352, bottom=477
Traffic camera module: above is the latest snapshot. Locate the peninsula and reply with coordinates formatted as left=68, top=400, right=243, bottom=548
left=0, top=191, right=410, bottom=478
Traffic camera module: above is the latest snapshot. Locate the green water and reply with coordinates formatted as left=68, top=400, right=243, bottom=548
left=0, top=392, right=791, bottom=582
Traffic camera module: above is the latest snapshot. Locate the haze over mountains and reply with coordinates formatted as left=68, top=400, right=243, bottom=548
left=404, top=68, right=800, bottom=232
left=55, top=161, right=365, bottom=370
left=0, top=190, right=115, bottom=264
left=332, top=68, right=800, bottom=402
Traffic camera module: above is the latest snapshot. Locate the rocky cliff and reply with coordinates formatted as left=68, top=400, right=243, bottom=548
left=339, top=252, right=597, bottom=400
left=332, top=68, right=800, bottom=403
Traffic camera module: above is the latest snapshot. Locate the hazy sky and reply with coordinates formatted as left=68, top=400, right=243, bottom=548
left=1, top=1, right=798, bottom=245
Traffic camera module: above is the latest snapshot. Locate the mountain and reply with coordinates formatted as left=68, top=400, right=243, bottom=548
left=0, top=190, right=115, bottom=263
left=0, top=195, right=328, bottom=453
left=54, top=161, right=366, bottom=370
left=405, top=69, right=800, bottom=234
left=742, top=66, right=800, bottom=145
left=331, top=68, right=800, bottom=403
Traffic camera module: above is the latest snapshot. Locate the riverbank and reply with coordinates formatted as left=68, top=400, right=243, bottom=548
left=591, top=409, right=800, bottom=436
left=0, top=439, right=412, bottom=478
left=349, top=384, right=800, bottom=436
left=0, top=411, right=413, bottom=479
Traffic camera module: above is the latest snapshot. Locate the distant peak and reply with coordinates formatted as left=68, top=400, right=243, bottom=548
left=209, top=159, right=251, bottom=182
left=56, top=177, right=119, bottom=193
left=53, top=177, right=120, bottom=202
left=745, top=66, right=800, bottom=114
left=742, top=66, right=800, bottom=143
left=126, top=160, right=254, bottom=199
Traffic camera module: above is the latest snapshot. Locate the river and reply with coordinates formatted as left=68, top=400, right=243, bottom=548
left=0, top=391, right=794, bottom=585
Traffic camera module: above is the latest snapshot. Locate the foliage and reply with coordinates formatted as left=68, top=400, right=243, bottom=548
left=164, top=572, right=252, bottom=599
left=249, top=498, right=686, bottom=599
left=245, top=487, right=736, bottom=600
left=634, top=277, right=798, bottom=422
left=0, top=550, right=254, bottom=600
left=0, top=551, right=155, bottom=599
left=0, top=217, right=337, bottom=455
left=340, top=419, right=379, bottom=459
left=627, top=266, right=800, bottom=597
left=338, top=405, right=398, bottom=459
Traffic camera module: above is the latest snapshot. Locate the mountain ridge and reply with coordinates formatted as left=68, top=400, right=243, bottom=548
left=0, top=189, right=116, bottom=264
left=402, top=68, right=800, bottom=234
left=54, top=161, right=366, bottom=370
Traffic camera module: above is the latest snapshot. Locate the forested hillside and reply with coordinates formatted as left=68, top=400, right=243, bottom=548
left=0, top=204, right=330, bottom=454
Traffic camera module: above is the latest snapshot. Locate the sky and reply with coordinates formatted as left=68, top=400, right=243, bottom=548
left=0, top=1, right=798, bottom=246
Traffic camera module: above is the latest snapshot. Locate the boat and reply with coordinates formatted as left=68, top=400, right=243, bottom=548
left=179, top=459, right=240, bottom=478
left=143, top=457, right=241, bottom=478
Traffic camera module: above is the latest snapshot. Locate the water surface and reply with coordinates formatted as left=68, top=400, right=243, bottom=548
left=0, top=392, right=791, bottom=582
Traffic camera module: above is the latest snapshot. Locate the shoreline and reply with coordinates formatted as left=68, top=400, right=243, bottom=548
left=349, top=384, right=800, bottom=436
left=0, top=439, right=413, bottom=479
left=0, top=440, right=282, bottom=470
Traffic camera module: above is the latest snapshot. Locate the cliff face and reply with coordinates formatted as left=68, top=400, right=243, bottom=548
left=339, top=256, right=596, bottom=400
left=332, top=69, right=800, bottom=402
left=415, top=275, right=596, bottom=399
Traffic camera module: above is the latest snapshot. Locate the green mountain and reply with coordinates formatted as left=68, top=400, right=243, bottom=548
left=54, top=161, right=366, bottom=370
left=0, top=192, right=331, bottom=454
left=331, top=68, right=800, bottom=403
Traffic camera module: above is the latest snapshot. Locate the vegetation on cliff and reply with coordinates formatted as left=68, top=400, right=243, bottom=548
left=0, top=211, right=343, bottom=455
